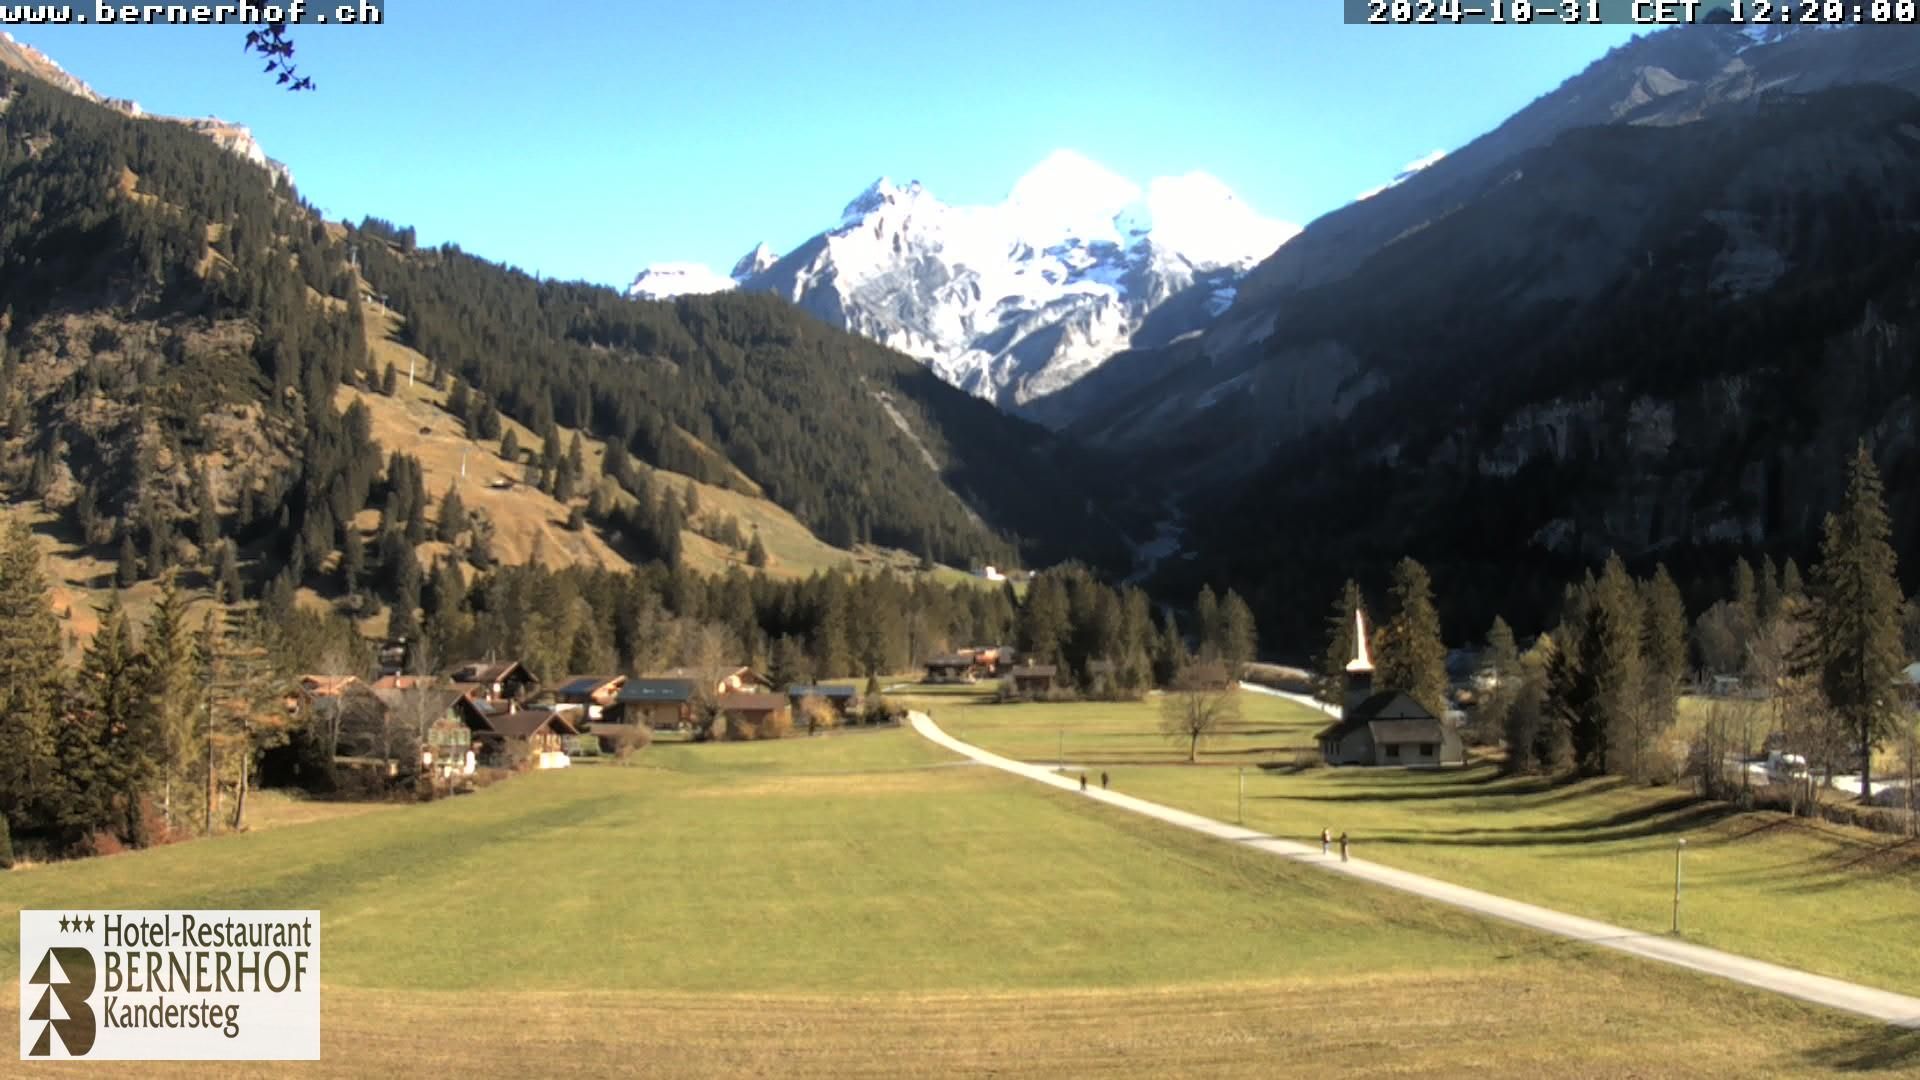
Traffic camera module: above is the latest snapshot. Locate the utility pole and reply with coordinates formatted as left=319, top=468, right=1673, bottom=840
left=1671, top=838, right=1687, bottom=934
left=1058, top=729, right=1063, bottom=771
left=1238, top=766, right=1245, bottom=825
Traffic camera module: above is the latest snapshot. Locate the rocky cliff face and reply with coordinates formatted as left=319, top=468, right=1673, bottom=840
left=0, top=31, right=294, bottom=187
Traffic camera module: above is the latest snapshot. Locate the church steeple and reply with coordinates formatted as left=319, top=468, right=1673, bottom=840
left=1344, top=609, right=1374, bottom=714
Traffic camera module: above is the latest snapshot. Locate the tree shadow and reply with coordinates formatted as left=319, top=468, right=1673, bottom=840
left=1801, top=1027, right=1920, bottom=1072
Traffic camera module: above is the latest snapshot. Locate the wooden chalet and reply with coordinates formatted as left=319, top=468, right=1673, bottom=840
left=611, top=678, right=698, bottom=730
left=551, top=675, right=627, bottom=721
left=468, top=706, right=577, bottom=768
left=656, top=666, right=772, bottom=698
left=924, top=653, right=979, bottom=683
left=718, top=691, right=790, bottom=732
left=448, top=659, right=539, bottom=704
left=1008, top=665, right=1057, bottom=696
left=788, top=684, right=859, bottom=717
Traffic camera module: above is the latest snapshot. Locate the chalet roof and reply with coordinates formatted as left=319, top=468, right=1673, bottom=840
left=298, top=675, right=363, bottom=698
left=926, top=654, right=975, bottom=668
left=1315, top=691, right=1435, bottom=741
left=372, top=687, right=467, bottom=716
left=372, top=674, right=445, bottom=692
left=450, top=660, right=534, bottom=686
left=788, top=684, right=857, bottom=699
left=656, top=665, right=762, bottom=684
left=1010, top=665, right=1057, bottom=678
left=477, top=708, right=577, bottom=740
left=555, top=675, right=623, bottom=698
left=718, top=692, right=788, bottom=712
left=617, top=679, right=696, bottom=704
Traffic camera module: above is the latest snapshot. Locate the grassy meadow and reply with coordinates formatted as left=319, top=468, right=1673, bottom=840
left=926, top=684, right=1920, bottom=998
left=2, top=725, right=1908, bottom=1076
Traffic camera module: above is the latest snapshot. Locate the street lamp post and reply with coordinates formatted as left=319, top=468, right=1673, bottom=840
left=1671, top=838, right=1687, bottom=934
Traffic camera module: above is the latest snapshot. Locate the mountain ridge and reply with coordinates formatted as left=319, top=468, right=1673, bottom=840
left=626, top=150, right=1297, bottom=408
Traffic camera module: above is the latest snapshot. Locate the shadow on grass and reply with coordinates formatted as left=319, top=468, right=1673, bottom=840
left=1801, top=1027, right=1920, bottom=1072
left=1280, top=772, right=1611, bottom=804
left=1331, top=803, right=1738, bottom=850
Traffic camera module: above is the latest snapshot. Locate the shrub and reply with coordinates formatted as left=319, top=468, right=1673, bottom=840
left=612, top=725, right=652, bottom=763
left=800, top=697, right=838, bottom=735
left=760, top=709, right=794, bottom=740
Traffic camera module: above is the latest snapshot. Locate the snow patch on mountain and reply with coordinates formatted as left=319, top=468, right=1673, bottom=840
left=1356, top=149, right=1447, bottom=201
left=626, top=262, right=739, bottom=300
left=633, top=151, right=1297, bottom=407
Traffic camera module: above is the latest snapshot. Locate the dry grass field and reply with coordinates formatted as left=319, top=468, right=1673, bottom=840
left=1, top=727, right=1909, bottom=1077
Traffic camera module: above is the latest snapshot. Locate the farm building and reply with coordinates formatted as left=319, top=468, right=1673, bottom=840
left=449, top=660, right=540, bottom=705
left=611, top=678, right=698, bottom=730
left=1007, top=665, right=1057, bottom=696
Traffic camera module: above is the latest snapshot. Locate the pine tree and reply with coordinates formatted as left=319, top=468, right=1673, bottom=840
left=117, top=531, right=141, bottom=588
left=1319, top=579, right=1367, bottom=705
left=446, top=380, right=471, bottom=424
left=603, top=440, right=630, bottom=486
left=213, top=539, right=242, bottom=603
left=1017, top=574, right=1070, bottom=665
left=381, top=363, right=398, bottom=395
left=746, top=531, right=769, bottom=569
left=1378, top=558, right=1448, bottom=718
left=501, top=428, right=520, bottom=464
left=1782, top=557, right=1805, bottom=600
left=1116, top=587, right=1155, bottom=694
left=1758, top=554, right=1782, bottom=624
left=73, top=595, right=158, bottom=846
left=1153, top=609, right=1189, bottom=688
left=0, top=520, right=69, bottom=844
left=1641, top=564, right=1688, bottom=736
left=810, top=574, right=851, bottom=677
left=567, top=432, right=586, bottom=477
left=437, top=485, right=467, bottom=542
left=144, top=582, right=202, bottom=838
left=565, top=505, right=586, bottom=532
left=201, top=607, right=288, bottom=833
left=1194, top=586, right=1221, bottom=662
left=341, top=529, right=366, bottom=596
left=1804, top=446, right=1905, bottom=801
left=196, top=471, right=220, bottom=549
left=1220, top=589, right=1257, bottom=675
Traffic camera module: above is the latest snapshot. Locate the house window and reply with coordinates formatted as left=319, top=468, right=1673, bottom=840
left=1420, top=743, right=1435, bottom=757
left=1386, top=744, right=1400, bottom=759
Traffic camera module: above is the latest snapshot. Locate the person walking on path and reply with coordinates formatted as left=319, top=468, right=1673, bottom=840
left=1321, top=828, right=1331, bottom=856
left=1101, top=771, right=1109, bottom=790
left=1339, top=832, right=1350, bottom=862
left=1079, top=772, right=1088, bottom=792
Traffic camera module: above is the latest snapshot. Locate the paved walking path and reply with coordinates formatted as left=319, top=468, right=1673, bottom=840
left=910, top=711, right=1920, bottom=1029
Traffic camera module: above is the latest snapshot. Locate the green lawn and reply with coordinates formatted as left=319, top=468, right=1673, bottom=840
left=0, top=725, right=1907, bottom=1076
left=936, top=685, right=1920, bottom=998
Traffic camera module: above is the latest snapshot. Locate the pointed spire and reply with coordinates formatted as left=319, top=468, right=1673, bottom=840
left=1345, top=609, right=1373, bottom=673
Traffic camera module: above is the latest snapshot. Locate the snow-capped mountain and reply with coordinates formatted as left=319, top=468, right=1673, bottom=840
left=0, top=32, right=294, bottom=187
left=627, top=261, right=745, bottom=301
left=625, top=150, right=1296, bottom=408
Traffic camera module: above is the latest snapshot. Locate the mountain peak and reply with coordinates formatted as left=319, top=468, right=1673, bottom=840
left=731, top=242, right=780, bottom=282
left=841, top=177, right=930, bottom=225
left=627, top=262, right=738, bottom=301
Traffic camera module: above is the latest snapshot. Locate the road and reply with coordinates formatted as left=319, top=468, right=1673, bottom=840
left=910, top=711, right=1920, bottom=1029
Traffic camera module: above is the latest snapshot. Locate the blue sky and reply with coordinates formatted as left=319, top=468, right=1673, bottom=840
left=12, top=2, right=1645, bottom=287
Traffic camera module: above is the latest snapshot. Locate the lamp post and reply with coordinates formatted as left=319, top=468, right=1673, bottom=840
left=1671, top=838, right=1687, bottom=934
left=1238, top=767, right=1245, bottom=826
left=1058, top=729, right=1063, bottom=771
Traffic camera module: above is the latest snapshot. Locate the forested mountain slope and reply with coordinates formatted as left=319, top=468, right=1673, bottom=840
left=0, top=58, right=1125, bottom=636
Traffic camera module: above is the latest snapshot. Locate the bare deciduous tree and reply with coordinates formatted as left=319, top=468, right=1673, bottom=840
left=1159, top=662, right=1240, bottom=764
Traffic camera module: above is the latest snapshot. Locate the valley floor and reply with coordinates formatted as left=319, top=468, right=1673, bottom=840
left=0, top=724, right=1911, bottom=1076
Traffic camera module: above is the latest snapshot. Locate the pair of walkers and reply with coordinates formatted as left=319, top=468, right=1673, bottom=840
left=1320, top=827, right=1350, bottom=862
